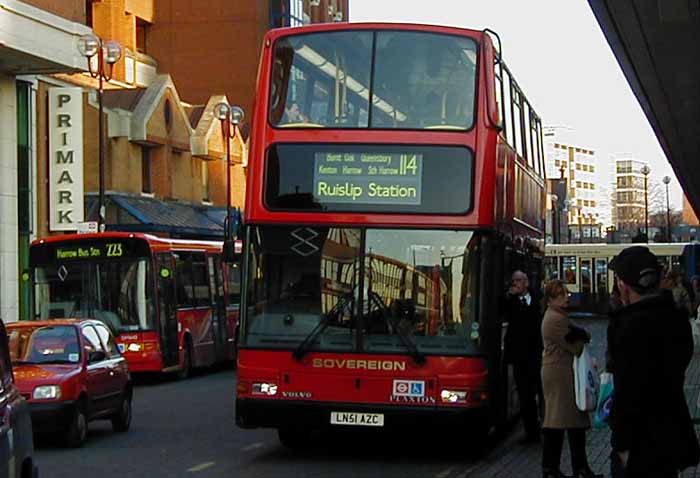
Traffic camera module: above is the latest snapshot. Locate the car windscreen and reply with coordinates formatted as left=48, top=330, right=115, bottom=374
left=9, top=326, right=81, bottom=365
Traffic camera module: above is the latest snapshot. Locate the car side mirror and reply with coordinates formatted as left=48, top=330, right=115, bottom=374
left=88, top=350, right=106, bottom=363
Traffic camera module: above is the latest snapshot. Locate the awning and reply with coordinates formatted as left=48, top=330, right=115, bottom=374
left=86, top=193, right=240, bottom=239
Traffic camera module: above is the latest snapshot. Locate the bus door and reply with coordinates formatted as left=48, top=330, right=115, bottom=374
left=594, top=258, right=608, bottom=313
left=208, top=255, right=228, bottom=361
left=155, top=253, right=179, bottom=368
left=579, top=258, right=593, bottom=311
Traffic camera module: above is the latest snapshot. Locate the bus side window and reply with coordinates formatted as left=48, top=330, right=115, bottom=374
left=561, top=256, right=577, bottom=285
left=191, top=252, right=210, bottom=307
left=175, top=252, right=195, bottom=309
left=227, top=263, right=241, bottom=305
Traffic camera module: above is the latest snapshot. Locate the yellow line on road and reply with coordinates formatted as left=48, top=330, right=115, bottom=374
left=187, top=462, right=216, bottom=473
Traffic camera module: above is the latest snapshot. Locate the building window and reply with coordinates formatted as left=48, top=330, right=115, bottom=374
left=591, top=200, right=596, bottom=207
left=136, top=18, right=150, bottom=54
left=576, top=163, right=581, bottom=170
left=576, top=181, right=582, bottom=188
left=141, top=147, right=152, bottom=193
left=86, top=0, right=93, bottom=27
left=202, top=161, right=210, bottom=202
left=555, top=160, right=560, bottom=167
left=590, top=165, right=595, bottom=172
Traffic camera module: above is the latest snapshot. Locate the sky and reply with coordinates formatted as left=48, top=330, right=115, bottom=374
left=349, top=0, right=684, bottom=212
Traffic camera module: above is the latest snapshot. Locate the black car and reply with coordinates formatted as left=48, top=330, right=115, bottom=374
left=0, top=319, right=38, bottom=478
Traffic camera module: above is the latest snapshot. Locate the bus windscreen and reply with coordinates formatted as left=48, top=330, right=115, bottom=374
left=30, top=238, right=155, bottom=333
left=269, top=30, right=477, bottom=130
left=266, top=144, right=472, bottom=213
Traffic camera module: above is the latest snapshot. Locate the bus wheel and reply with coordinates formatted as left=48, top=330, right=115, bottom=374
left=111, top=388, right=132, bottom=432
left=65, top=400, right=88, bottom=448
left=177, top=341, right=192, bottom=380
left=277, top=427, right=311, bottom=449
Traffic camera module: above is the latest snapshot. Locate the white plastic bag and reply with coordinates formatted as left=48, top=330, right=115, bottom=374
left=692, top=318, right=700, bottom=349
left=573, top=345, right=599, bottom=412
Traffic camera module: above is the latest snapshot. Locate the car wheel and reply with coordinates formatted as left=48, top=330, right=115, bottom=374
left=277, top=427, right=312, bottom=449
left=176, top=341, right=192, bottom=380
left=111, top=390, right=132, bottom=432
left=65, top=402, right=88, bottom=448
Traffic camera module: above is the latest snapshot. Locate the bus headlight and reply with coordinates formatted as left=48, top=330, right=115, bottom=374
left=440, top=389, right=467, bottom=403
left=33, top=385, right=62, bottom=400
left=251, top=382, right=278, bottom=396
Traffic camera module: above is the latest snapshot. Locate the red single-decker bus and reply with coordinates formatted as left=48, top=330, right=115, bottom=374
left=30, top=232, right=241, bottom=378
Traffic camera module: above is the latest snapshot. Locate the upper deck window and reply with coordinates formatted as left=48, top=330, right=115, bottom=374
left=269, top=30, right=478, bottom=130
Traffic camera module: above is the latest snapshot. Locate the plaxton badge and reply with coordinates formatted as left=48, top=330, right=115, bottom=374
left=311, top=358, right=406, bottom=371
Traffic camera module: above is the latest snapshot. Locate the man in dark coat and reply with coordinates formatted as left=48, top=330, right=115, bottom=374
left=609, top=246, right=700, bottom=477
left=503, top=269, right=544, bottom=444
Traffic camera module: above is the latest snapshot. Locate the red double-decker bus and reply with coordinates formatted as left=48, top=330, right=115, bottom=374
left=235, top=22, right=546, bottom=445
left=29, top=232, right=241, bottom=378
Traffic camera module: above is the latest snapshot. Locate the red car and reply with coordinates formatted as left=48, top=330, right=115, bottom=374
left=7, top=319, right=132, bottom=447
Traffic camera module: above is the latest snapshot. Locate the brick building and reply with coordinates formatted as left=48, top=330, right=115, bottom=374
left=148, top=0, right=349, bottom=114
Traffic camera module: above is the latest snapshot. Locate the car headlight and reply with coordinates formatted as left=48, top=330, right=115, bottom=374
left=440, top=389, right=467, bottom=403
left=251, top=382, right=278, bottom=396
left=33, top=385, right=62, bottom=400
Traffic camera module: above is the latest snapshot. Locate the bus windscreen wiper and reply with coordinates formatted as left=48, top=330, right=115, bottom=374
left=292, top=293, right=352, bottom=362
left=368, top=292, right=426, bottom=366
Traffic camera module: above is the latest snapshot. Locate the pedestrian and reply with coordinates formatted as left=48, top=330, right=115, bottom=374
left=608, top=246, right=700, bottom=478
left=690, top=275, right=700, bottom=315
left=540, top=280, right=602, bottom=478
left=503, top=269, right=543, bottom=444
left=668, top=270, right=693, bottom=318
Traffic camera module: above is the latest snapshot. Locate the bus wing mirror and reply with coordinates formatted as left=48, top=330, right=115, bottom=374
left=223, top=239, right=243, bottom=264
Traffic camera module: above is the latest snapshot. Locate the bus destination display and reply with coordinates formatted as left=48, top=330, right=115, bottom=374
left=313, top=152, right=423, bottom=205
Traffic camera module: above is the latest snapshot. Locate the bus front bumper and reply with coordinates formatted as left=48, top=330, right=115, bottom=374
left=235, top=398, right=488, bottom=430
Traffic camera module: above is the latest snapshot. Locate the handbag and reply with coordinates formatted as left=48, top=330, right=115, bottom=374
left=573, top=344, right=599, bottom=412
left=593, top=372, right=613, bottom=428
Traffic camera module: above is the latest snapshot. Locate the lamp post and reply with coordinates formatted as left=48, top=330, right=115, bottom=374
left=663, top=175, right=672, bottom=242
left=77, top=34, right=122, bottom=232
left=214, top=102, right=245, bottom=247
left=641, top=164, right=651, bottom=242
left=564, top=199, right=572, bottom=243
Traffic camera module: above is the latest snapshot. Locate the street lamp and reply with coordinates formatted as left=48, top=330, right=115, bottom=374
left=77, top=34, right=122, bottom=232
left=641, top=164, right=651, bottom=242
left=214, top=102, right=245, bottom=257
left=663, top=175, right=672, bottom=242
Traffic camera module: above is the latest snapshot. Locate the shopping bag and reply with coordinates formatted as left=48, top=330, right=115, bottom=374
left=573, top=345, right=599, bottom=412
left=593, top=372, right=613, bottom=428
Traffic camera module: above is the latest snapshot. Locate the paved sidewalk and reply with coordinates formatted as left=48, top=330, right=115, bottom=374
left=466, top=325, right=700, bottom=478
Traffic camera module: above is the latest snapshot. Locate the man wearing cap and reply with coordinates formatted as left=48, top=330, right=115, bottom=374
left=608, top=246, right=700, bottom=477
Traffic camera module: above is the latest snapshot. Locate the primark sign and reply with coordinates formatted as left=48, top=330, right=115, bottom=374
left=49, top=88, right=84, bottom=231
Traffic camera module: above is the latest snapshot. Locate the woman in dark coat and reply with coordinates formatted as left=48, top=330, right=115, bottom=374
left=541, top=280, right=602, bottom=478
